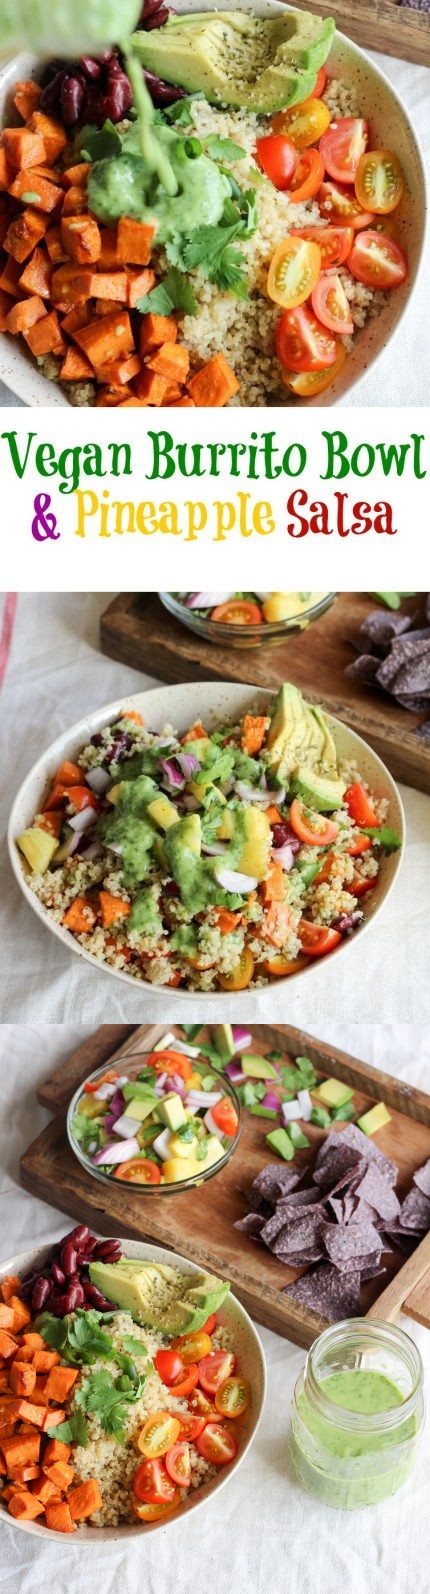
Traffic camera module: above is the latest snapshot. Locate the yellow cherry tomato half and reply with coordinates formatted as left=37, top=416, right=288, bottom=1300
left=281, top=342, right=346, bottom=396
left=271, top=97, right=331, bottom=150
left=171, top=1331, right=213, bottom=1365
left=136, top=1412, right=181, bottom=1459
left=354, top=149, right=405, bottom=214
left=215, top=1376, right=251, bottom=1419
left=132, top=1493, right=181, bottom=1521
left=219, top=948, right=254, bottom=991
left=267, top=236, right=321, bottom=309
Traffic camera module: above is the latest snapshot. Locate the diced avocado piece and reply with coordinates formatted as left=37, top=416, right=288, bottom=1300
left=250, top=1104, right=279, bottom=1119
left=313, top=1079, right=354, bottom=1108
left=266, top=1128, right=295, bottom=1161
left=132, top=10, right=335, bottom=113
left=292, top=767, right=346, bottom=813
left=241, top=1053, right=280, bottom=1081
left=331, top=1101, right=356, bottom=1122
left=155, top=1092, right=187, bottom=1132
left=311, top=1104, right=331, bottom=1128
left=88, top=1259, right=230, bottom=1332
left=357, top=1102, right=391, bottom=1136
left=147, top=795, right=180, bottom=832
left=213, top=1024, right=235, bottom=1062
left=126, top=1096, right=157, bottom=1124
left=17, top=827, right=58, bottom=874
left=287, top=1121, right=311, bottom=1149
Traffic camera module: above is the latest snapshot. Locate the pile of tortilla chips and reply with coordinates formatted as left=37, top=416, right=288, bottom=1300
left=346, top=596, right=430, bottom=735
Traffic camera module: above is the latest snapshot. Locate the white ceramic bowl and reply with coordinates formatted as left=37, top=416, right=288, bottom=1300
left=0, top=1235, right=266, bottom=1541
left=8, top=679, right=405, bottom=999
left=0, top=0, right=426, bottom=407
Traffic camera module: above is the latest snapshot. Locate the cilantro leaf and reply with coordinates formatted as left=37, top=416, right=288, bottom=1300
left=137, top=283, right=174, bottom=316
left=46, top=1411, right=89, bottom=1446
left=204, top=134, right=246, bottom=162
left=137, top=266, right=198, bottom=317
left=121, top=1335, right=148, bottom=1358
left=164, top=93, right=203, bottom=127
left=76, top=120, right=122, bottom=163
left=76, top=1369, right=146, bottom=1444
left=38, top=1308, right=115, bottom=1366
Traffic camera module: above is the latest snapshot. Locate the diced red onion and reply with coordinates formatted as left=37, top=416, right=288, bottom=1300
left=275, top=843, right=296, bottom=873
left=201, top=841, right=227, bottom=856
left=75, top=836, right=103, bottom=861
left=170, top=1074, right=187, bottom=1097
left=104, top=1112, right=117, bottom=1134
left=176, top=752, right=201, bottom=778
left=232, top=1026, right=252, bottom=1049
left=86, top=766, right=111, bottom=794
left=161, top=758, right=185, bottom=791
left=224, top=1061, right=244, bottom=1083
left=107, top=1088, right=126, bottom=1118
left=92, top=1137, right=140, bottom=1165
left=154, top=1071, right=168, bottom=1092
left=261, top=1091, right=281, bottom=1113
left=215, top=868, right=258, bottom=893
left=69, top=806, right=97, bottom=833
left=186, top=1089, right=222, bottom=1110
left=184, top=593, right=234, bottom=609
left=234, top=782, right=286, bottom=804
left=281, top=1099, right=302, bottom=1123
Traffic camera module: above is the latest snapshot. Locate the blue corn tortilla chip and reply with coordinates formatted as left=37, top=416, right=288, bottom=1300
left=352, top=1163, right=401, bottom=1223
left=413, top=1156, right=430, bottom=1199
left=321, top=1218, right=382, bottom=1267
left=234, top=1212, right=266, bottom=1237
left=361, top=611, right=414, bottom=647
left=285, top=1264, right=362, bottom=1321
left=252, top=1165, right=303, bottom=1203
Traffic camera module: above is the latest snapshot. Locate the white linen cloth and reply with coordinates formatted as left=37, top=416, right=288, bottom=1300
left=0, top=596, right=430, bottom=1020
left=0, top=1021, right=430, bottom=1594
left=1, top=592, right=429, bottom=1024
left=0, top=48, right=429, bottom=408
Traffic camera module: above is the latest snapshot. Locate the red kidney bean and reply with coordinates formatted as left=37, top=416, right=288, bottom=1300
left=61, top=1242, right=78, bottom=1277
left=79, top=56, right=103, bottom=81
left=71, top=1225, right=91, bottom=1245
left=144, top=70, right=185, bottom=105
left=271, top=822, right=301, bottom=852
left=51, top=1263, right=66, bottom=1287
left=32, top=1277, right=52, bottom=1312
left=40, top=68, right=65, bottom=110
left=61, top=74, right=85, bottom=126
left=144, top=7, right=171, bottom=26
left=62, top=1282, right=85, bottom=1312
left=83, top=1282, right=116, bottom=1311
left=96, top=49, right=116, bottom=64
left=93, top=1239, right=122, bottom=1260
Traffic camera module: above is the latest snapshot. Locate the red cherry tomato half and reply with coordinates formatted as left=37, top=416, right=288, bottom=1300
left=275, top=305, right=337, bottom=373
left=211, top=599, right=263, bottom=625
left=299, top=921, right=342, bottom=957
left=188, top=1388, right=218, bottom=1419
left=289, top=799, right=339, bottom=847
left=344, top=782, right=381, bottom=828
left=146, top=1049, right=193, bottom=1081
left=201, top=1313, right=217, bottom=1335
left=348, top=229, right=408, bottom=290
left=319, top=180, right=374, bottom=230
left=312, top=65, right=327, bottom=98
left=211, top=1097, right=239, bottom=1137
left=196, top=1424, right=238, bottom=1466
left=345, top=834, right=372, bottom=857
left=311, top=272, right=354, bottom=335
left=288, top=147, right=324, bottom=203
left=255, top=133, right=297, bottom=189
left=348, top=875, right=377, bottom=898
left=165, top=1441, right=191, bottom=1488
left=134, top=1458, right=177, bottom=1506
left=114, top=1158, right=161, bottom=1184
left=176, top=1412, right=207, bottom=1441
left=169, top=1363, right=199, bottom=1398
left=319, top=116, right=368, bottom=183
left=198, top=1351, right=236, bottom=1395
left=291, top=225, right=354, bottom=269
left=155, top=1349, right=184, bottom=1387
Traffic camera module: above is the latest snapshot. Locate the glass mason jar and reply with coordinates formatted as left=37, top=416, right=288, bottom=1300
left=290, top=1318, right=425, bottom=1510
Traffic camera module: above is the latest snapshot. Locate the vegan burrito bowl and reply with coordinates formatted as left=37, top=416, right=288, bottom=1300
left=0, top=1230, right=258, bottom=1533
left=68, top=1049, right=241, bottom=1189
left=0, top=3, right=413, bottom=406
left=15, top=682, right=402, bottom=993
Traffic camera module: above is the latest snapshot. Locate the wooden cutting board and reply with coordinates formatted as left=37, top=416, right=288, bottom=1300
left=100, top=592, right=430, bottom=794
left=290, top=0, right=430, bottom=66
left=20, top=1023, right=430, bottom=1348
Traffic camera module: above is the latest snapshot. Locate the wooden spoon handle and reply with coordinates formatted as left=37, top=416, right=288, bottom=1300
left=367, top=1230, right=430, bottom=1326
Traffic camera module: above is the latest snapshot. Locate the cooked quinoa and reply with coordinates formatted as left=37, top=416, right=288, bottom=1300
left=16, top=685, right=397, bottom=992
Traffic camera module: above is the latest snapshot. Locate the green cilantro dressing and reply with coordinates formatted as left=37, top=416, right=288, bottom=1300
left=87, top=100, right=229, bottom=240
left=291, top=1367, right=420, bottom=1509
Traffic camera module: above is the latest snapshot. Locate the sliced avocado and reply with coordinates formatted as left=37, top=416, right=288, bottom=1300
left=88, top=1258, right=230, bottom=1332
left=313, top=1078, right=354, bottom=1108
left=241, top=1053, right=280, bottom=1081
left=292, top=767, right=346, bottom=813
left=213, top=1024, right=235, bottom=1062
left=17, top=827, right=58, bottom=874
left=155, top=1092, right=187, bottom=1131
left=357, top=1102, right=391, bottom=1136
left=132, top=9, right=335, bottom=113
left=287, top=1121, right=311, bottom=1149
left=265, top=683, right=342, bottom=791
left=266, top=1127, right=295, bottom=1161
left=309, top=706, right=338, bottom=779
left=125, top=1096, right=156, bottom=1124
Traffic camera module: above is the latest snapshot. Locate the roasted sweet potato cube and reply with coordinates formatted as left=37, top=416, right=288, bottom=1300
left=126, top=267, right=156, bottom=309
left=2, top=128, right=46, bottom=169
left=139, top=313, right=177, bottom=354
left=117, top=217, right=156, bottom=265
left=67, top=1479, right=103, bottom=1521
left=31, top=1351, right=60, bottom=1375
left=60, top=347, right=95, bottom=381
left=61, top=215, right=101, bottom=266
left=25, top=311, right=66, bottom=358
left=45, top=226, right=68, bottom=265
left=75, top=311, right=134, bottom=368
left=9, top=1363, right=37, bottom=1398
left=13, top=81, right=42, bottom=121
left=62, top=185, right=88, bottom=216
left=0, top=1307, right=15, bottom=1331
left=42, top=1367, right=78, bottom=1403
left=8, top=1490, right=45, bottom=1520
left=62, top=162, right=90, bottom=188
left=133, top=367, right=169, bottom=405
left=1, top=1433, right=41, bottom=1469
left=0, top=1332, right=18, bottom=1361
left=45, top=1500, right=75, bottom=1533
left=147, top=341, right=189, bottom=383
left=43, top=1438, right=71, bottom=1465
left=18, top=248, right=52, bottom=299
left=42, top=1460, right=75, bottom=1490
left=3, top=208, right=47, bottom=263
left=27, top=112, right=68, bottom=165
left=9, top=170, right=63, bottom=212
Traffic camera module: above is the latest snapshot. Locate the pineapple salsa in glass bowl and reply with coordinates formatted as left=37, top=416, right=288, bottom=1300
left=161, top=592, right=336, bottom=647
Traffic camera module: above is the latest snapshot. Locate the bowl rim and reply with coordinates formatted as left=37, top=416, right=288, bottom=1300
left=0, top=5, right=427, bottom=409
left=0, top=1234, right=267, bottom=1542
left=7, top=681, right=405, bottom=999
left=67, top=1049, right=243, bottom=1192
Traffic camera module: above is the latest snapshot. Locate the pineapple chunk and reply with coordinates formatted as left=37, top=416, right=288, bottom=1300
left=17, top=826, right=58, bottom=873
left=238, top=807, right=271, bottom=881
left=162, top=1157, right=200, bottom=1183
left=147, top=796, right=180, bottom=831
left=169, top=1130, right=199, bottom=1158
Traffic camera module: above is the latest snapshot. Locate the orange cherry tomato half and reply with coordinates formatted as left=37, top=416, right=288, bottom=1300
left=201, top=1313, right=217, bottom=1335
left=311, top=272, right=354, bottom=335
left=196, top=1424, right=238, bottom=1465
left=312, top=65, right=327, bottom=98
left=271, top=97, right=330, bottom=149
left=345, top=834, right=372, bottom=857
left=198, top=1352, right=236, bottom=1395
left=215, top=1376, right=251, bottom=1419
left=219, top=949, right=254, bottom=990
left=169, top=1363, right=199, bottom=1398
left=114, top=1158, right=161, bottom=1184
left=348, top=874, right=377, bottom=898
left=299, top=921, right=342, bottom=957
left=132, top=1494, right=180, bottom=1521
left=211, top=1097, right=239, bottom=1137
left=155, top=1349, right=184, bottom=1386
left=188, top=1388, right=218, bottom=1419
left=84, top=1069, right=118, bottom=1094
left=275, top=305, right=337, bottom=373
left=289, top=798, right=339, bottom=847
left=288, top=148, right=324, bottom=203
left=255, top=133, right=297, bottom=189
left=348, top=229, right=408, bottom=290
left=262, top=953, right=309, bottom=976
left=290, top=225, right=353, bottom=269
left=211, top=600, right=262, bottom=625
left=165, top=1440, right=191, bottom=1488
left=146, top=1049, right=193, bottom=1080
left=267, top=236, right=321, bottom=309
left=355, top=149, right=404, bottom=214
left=319, top=116, right=368, bottom=183
left=344, top=782, right=381, bottom=828
left=171, top=1331, right=212, bottom=1365
left=281, top=342, right=346, bottom=396
left=136, top=1413, right=181, bottom=1459
left=134, top=1458, right=178, bottom=1505
left=319, top=180, right=374, bottom=229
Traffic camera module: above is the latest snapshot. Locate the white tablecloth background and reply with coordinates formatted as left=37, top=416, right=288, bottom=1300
left=1, top=1020, right=430, bottom=1594
left=1, top=48, right=429, bottom=408
left=1, top=592, right=429, bottom=1024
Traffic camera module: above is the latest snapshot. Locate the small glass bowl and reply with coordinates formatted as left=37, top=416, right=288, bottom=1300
left=160, top=592, right=336, bottom=649
left=67, top=1051, right=242, bottom=1196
